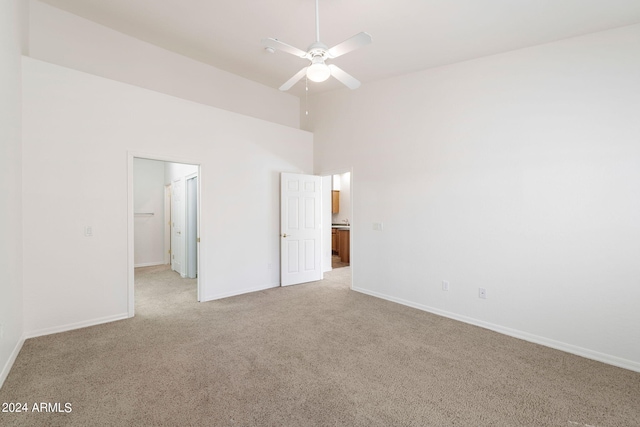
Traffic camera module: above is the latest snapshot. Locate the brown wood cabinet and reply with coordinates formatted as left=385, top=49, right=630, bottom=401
left=332, top=227, right=350, bottom=263
left=331, top=228, right=338, bottom=253
left=332, top=190, right=339, bottom=213
left=338, top=229, right=350, bottom=263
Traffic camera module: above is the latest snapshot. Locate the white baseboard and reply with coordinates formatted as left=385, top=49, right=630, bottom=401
left=134, top=261, right=166, bottom=268
left=0, top=335, right=25, bottom=390
left=25, top=313, right=130, bottom=340
left=353, top=286, right=640, bottom=373
left=201, top=283, right=280, bottom=302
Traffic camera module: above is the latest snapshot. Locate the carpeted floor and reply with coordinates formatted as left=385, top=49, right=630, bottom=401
left=1, top=265, right=639, bottom=426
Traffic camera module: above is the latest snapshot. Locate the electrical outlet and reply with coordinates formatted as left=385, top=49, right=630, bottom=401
left=479, top=288, right=487, bottom=299
left=442, top=281, right=449, bottom=291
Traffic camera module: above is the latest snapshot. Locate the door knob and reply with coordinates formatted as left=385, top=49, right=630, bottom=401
left=281, top=233, right=287, bottom=238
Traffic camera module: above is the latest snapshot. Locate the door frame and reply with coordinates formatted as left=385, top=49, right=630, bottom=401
left=127, top=151, right=204, bottom=317
left=319, top=167, right=354, bottom=290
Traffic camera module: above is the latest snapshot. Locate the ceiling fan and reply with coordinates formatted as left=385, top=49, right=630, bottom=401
left=262, top=0, right=372, bottom=91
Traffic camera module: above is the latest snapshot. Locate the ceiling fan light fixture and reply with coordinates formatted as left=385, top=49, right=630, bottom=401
left=306, top=58, right=331, bottom=82
left=262, top=0, right=371, bottom=91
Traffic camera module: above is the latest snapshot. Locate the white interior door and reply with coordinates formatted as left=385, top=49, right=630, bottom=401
left=164, top=184, right=172, bottom=265
left=281, top=173, right=322, bottom=286
left=185, top=175, right=198, bottom=279
left=171, top=177, right=184, bottom=275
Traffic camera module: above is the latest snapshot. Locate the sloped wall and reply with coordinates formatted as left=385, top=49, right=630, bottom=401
left=28, top=0, right=300, bottom=129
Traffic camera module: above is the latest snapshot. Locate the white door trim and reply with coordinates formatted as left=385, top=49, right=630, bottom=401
left=127, top=151, right=204, bottom=317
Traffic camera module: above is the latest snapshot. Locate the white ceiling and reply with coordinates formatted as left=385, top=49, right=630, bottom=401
left=39, top=0, right=640, bottom=97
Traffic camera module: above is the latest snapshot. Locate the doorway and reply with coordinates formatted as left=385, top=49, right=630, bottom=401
left=128, top=153, right=202, bottom=317
left=330, top=172, right=351, bottom=269
left=279, top=171, right=352, bottom=287
left=320, top=169, right=353, bottom=280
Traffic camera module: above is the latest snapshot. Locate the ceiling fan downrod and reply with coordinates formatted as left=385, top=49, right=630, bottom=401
left=315, top=0, right=321, bottom=43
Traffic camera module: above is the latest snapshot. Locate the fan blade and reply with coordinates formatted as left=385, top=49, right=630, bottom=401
left=279, top=67, right=309, bottom=91
left=262, top=38, right=308, bottom=58
left=328, top=64, right=361, bottom=90
left=327, top=32, right=372, bottom=58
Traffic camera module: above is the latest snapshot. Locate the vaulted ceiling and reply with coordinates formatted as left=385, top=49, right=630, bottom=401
left=39, top=0, right=640, bottom=96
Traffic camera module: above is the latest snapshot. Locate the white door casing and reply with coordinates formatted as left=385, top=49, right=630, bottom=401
left=281, top=173, right=323, bottom=286
left=127, top=152, right=203, bottom=317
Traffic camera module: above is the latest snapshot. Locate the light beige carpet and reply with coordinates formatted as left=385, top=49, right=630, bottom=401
left=1, top=265, right=638, bottom=426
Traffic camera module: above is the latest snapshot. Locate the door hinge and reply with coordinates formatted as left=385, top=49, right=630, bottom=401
left=197, top=238, right=200, bottom=243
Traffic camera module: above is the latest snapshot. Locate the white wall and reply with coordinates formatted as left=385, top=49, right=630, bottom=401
left=133, top=158, right=165, bottom=267
left=28, top=0, right=300, bottom=129
left=309, top=24, right=640, bottom=371
left=0, top=0, right=26, bottom=388
left=22, top=57, right=313, bottom=336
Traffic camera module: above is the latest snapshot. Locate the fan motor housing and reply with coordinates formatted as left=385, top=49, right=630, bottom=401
left=307, top=41, right=329, bottom=59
